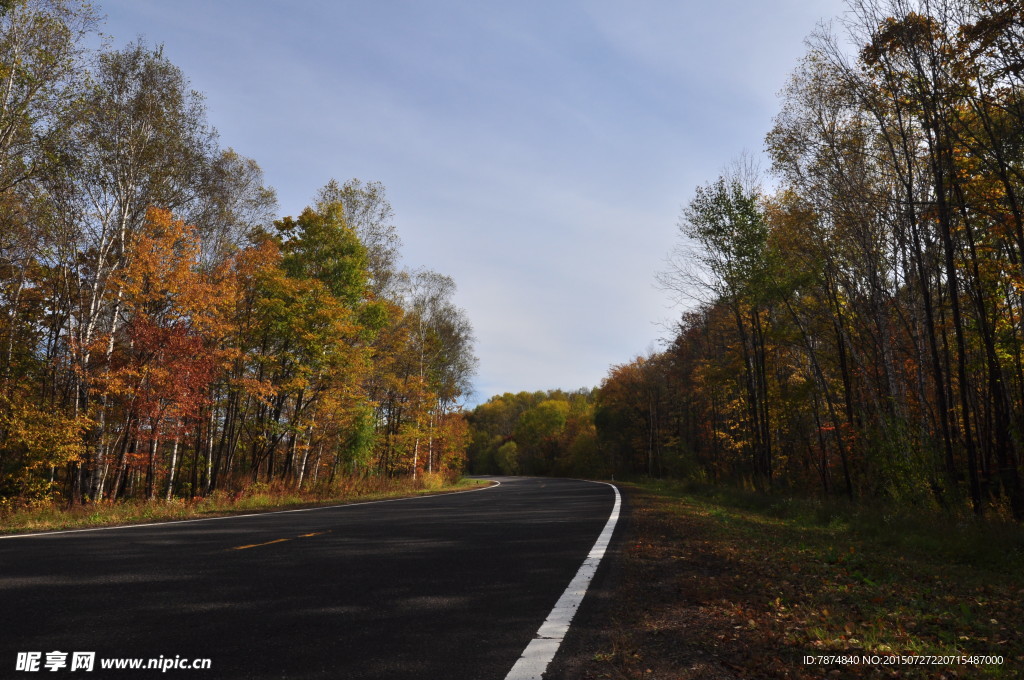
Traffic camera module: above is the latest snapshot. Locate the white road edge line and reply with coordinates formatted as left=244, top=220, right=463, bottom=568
left=0, top=480, right=501, bottom=539
left=504, top=481, right=621, bottom=680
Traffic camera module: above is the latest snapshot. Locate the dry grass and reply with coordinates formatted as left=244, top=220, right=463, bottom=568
left=0, top=476, right=491, bottom=535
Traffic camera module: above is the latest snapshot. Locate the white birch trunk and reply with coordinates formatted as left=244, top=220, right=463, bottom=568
left=165, top=430, right=180, bottom=501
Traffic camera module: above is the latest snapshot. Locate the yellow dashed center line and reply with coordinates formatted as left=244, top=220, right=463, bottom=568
left=229, top=530, right=331, bottom=550
left=231, top=538, right=291, bottom=551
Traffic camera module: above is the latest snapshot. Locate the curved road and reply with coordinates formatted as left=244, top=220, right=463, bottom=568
left=1, top=477, right=618, bottom=679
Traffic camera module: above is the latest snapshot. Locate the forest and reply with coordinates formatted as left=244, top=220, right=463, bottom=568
left=469, top=0, right=1024, bottom=521
left=0, top=0, right=477, bottom=509
left=6, top=0, right=1024, bottom=526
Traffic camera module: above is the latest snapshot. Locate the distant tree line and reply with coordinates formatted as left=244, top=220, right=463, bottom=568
left=0, top=0, right=476, bottom=507
left=466, top=390, right=602, bottom=477
left=470, top=0, right=1024, bottom=520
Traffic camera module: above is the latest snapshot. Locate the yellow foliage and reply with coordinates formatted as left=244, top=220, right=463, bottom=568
left=0, top=394, right=91, bottom=469
left=115, top=207, right=241, bottom=338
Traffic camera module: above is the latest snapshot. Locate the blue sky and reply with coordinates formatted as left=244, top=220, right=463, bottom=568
left=99, top=0, right=848, bottom=404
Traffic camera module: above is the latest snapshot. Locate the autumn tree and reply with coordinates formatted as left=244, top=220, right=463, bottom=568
left=661, top=166, right=778, bottom=488
left=0, top=3, right=478, bottom=506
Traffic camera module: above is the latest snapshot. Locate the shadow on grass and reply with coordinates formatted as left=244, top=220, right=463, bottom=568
left=572, top=480, right=1023, bottom=679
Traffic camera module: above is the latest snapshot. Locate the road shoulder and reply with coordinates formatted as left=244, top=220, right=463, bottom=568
left=543, top=483, right=740, bottom=680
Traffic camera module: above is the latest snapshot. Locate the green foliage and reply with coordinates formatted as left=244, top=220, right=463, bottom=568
left=495, top=441, right=519, bottom=476
left=683, top=175, right=770, bottom=302
left=514, top=399, right=568, bottom=473
left=276, top=204, right=368, bottom=306
left=862, top=418, right=940, bottom=508
left=340, top=405, right=376, bottom=475
left=467, top=389, right=603, bottom=476
left=357, top=300, right=389, bottom=336
left=563, top=428, right=606, bottom=477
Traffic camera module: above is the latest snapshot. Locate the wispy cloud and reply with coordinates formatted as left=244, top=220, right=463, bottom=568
left=101, top=0, right=847, bottom=401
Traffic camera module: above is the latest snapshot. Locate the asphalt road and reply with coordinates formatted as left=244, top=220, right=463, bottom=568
left=1, top=477, right=618, bottom=679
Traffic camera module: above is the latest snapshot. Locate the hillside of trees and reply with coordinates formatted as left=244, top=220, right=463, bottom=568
left=467, top=389, right=601, bottom=477
left=470, top=0, right=1024, bottom=521
left=0, top=0, right=476, bottom=508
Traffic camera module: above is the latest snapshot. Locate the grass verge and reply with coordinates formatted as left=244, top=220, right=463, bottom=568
left=0, top=476, right=492, bottom=535
left=580, top=480, right=1024, bottom=679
